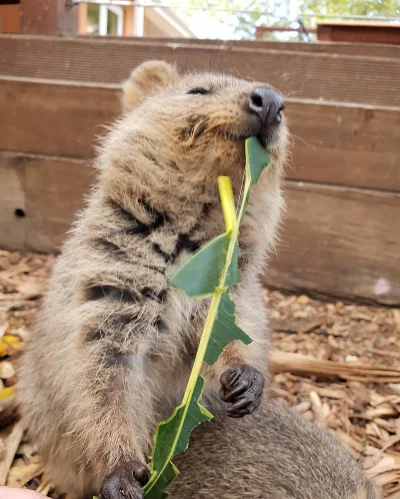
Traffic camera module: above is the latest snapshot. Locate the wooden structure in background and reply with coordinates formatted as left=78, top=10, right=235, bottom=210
left=1, top=35, right=399, bottom=106
left=0, top=0, right=194, bottom=37
left=255, top=25, right=317, bottom=40
left=317, top=21, right=400, bottom=45
left=0, top=0, right=79, bottom=35
left=0, top=36, right=399, bottom=305
left=0, top=2, right=20, bottom=33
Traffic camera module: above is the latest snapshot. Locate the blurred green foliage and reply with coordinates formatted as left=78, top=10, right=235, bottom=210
left=177, top=0, right=399, bottom=40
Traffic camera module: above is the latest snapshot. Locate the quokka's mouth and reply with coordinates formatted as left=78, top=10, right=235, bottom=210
left=221, top=114, right=280, bottom=154
left=242, top=115, right=279, bottom=152
left=257, top=127, right=278, bottom=152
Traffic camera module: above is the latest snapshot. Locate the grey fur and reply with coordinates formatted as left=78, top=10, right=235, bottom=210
left=17, top=61, right=382, bottom=499
left=170, top=398, right=383, bottom=499
left=18, top=61, right=288, bottom=498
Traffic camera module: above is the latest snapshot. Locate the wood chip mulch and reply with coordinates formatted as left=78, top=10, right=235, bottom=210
left=0, top=249, right=399, bottom=498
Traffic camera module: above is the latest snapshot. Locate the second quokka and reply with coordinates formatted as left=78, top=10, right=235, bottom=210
left=18, top=60, right=288, bottom=499
left=169, top=397, right=383, bottom=499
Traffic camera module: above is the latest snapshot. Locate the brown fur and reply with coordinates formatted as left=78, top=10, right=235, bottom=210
left=18, top=61, right=288, bottom=498
left=169, top=398, right=383, bottom=499
left=122, top=60, right=178, bottom=112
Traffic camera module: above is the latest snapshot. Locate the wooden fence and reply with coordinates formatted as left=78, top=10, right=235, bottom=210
left=0, top=35, right=399, bottom=305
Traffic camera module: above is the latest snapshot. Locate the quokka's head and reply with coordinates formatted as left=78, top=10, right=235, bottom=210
left=120, top=60, right=288, bottom=184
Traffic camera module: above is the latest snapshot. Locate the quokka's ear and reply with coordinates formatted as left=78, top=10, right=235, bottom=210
left=122, top=60, right=179, bottom=112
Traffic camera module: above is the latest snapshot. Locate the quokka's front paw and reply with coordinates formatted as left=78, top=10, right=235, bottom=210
left=220, top=364, right=264, bottom=418
left=100, top=460, right=150, bottom=499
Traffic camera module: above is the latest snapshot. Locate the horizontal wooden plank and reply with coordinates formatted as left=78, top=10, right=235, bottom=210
left=265, top=181, right=400, bottom=306
left=100, top=35, right=400, bottom=57
left=1, top=78, right=399, bottom=192
left=0, top=35, right=399, bottom=106
left=288, top=101, right=400, bottom=192
left=0, top=78, right=120, bottom=158
left=317, top=21, right=400, bottom=45
left=0, top=153, right=94, bottom=252
left=1, top=153, right=399, bottom=304
left=24, top=155, right=95, bottom=251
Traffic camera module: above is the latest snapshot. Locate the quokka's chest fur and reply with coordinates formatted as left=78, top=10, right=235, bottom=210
left=55, top=171, right=270, bottom=360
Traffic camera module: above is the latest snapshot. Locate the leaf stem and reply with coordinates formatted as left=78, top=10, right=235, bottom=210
left=145, top=177, right=238, bottom=494
left=182, top=176, right=237, bottom=402
left=218, top=176, right=236, bottom=233
left=182, top=289, right=223, bottom=403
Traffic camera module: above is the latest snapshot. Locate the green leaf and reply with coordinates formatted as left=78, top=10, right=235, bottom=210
left=238, top=138, right=270, bottom=223
left=227, top=240, right=240, bottom=288
left=144, top=461, right=178, bottom=499
left=174, top=377, right=212, bottom=454
left=144, top=377, right=212, bottom=498
left=170, top=233, right=239, bottom=298
left=144, top=461, right=179, bottom=499
left=245, top=137, right=271, bottom=186
left=239, top=190, right=250, bottom=223
left=170, top=138, right=269, bottom=298
left=144, top=137, right=270, bottom=498
left=204, top=292, right=252, bottom=366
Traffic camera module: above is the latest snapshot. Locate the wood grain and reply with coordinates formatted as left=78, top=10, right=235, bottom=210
left=317, top=21, right=400, bottom=45
left=1, top=78, right=399, bottom=192
left=0, top=153, right=26, bottom=250
left=270, top=351, right=400, bottom=383
left=0, top=78, right=120, bottom=158
left=0, top=35, right=399, bottom=106
left=287, top=100, right=400, bottom=192
left=0, top=153, right=94, bottom=252
left=1, top=153, right=399, bottom=304
left=24, top=155, right=95, bottom=252
left=102, top=35, right=400, bottom=57
left=266, top=181, right=400, bottom=306
left=19, top=0, right=78, bottom=35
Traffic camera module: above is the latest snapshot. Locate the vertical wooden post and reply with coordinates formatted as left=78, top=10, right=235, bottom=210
left=0, top=3, right=21, bottom=33
left=78, top=3, right=87, bottom=34
left=20, top=0, right=79, bottom=35
left=123, top=6, right=134, bottom=36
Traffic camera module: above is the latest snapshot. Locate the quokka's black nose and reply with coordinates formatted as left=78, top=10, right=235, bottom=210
left=248, top=88, right=284, bottom=126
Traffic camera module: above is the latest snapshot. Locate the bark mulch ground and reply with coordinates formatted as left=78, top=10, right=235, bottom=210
left=0, top=250, right=399, bottom=498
